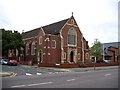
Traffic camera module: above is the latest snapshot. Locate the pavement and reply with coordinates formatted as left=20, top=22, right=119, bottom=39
left=0, top=65, right=119, bottom=77
left=40, top=65, right=119, bottom=72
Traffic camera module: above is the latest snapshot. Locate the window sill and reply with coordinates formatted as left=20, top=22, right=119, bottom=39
left=68, top=44, right=76, bottom=47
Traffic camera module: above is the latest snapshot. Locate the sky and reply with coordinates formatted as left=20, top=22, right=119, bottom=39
left=0, top=0, right=119, bottom=46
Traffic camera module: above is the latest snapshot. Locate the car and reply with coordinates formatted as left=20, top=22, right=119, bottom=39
left=102, top=60, right=111, bottom=63
left=0, top=59, right=9, bottom=65
left=7, top=60, right=18, bottom=66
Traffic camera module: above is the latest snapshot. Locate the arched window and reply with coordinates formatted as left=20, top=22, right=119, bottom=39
left=26, top=43, right=29, bottom=55
left=77, top=53, right=80, bottom=59
left=39, top=36, right=42, bottom=45
left=52, top=40, right=56, bottom=48
left=86, top=53, right=89, bottom=59
left=31, top=42, right=36, bottom=55
left=68, top=28, right=76, bottom=45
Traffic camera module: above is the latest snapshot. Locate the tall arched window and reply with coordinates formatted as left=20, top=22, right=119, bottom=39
left=26, top=43, right=29, bottom=55
left=68, top=28, right=76, bottom=45
left=86, top=53, right=89, bottom=59
left=31, top=42, right=36, bottom=55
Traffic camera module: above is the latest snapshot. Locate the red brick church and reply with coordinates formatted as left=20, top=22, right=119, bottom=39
left=21, top=15, right=91, bottom=67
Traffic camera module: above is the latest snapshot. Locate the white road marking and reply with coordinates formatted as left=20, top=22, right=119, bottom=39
left=11, top=82, right=53, bottom=88
left=67, top=79, right=76, bottom=82
left=49, top=72, right=52, bottom=74
left=11, top=85, right=26, bottom=88
left=104, top=74, right=111, bottom=76
left=36, top=73, right=42, bottom=75
left=25, top=73, right=32, bottom=76
left=27, top=82, right=53, bottom=86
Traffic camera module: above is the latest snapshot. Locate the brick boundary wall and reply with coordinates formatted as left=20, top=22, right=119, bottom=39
left=84, top=62, right=119, bottom=68
left=19, top=61, right=119, bottom=68
left=38, top=63, right=56, bottom=67
left=38, top=63, right=119, bottom=68
left=19, top=61, right=31, bottom=65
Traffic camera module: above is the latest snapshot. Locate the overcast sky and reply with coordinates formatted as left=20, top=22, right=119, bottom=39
left=0, top=0, right=119, bottom=46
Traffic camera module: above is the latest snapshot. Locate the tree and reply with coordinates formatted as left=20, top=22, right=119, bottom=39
left=1, top=29, right=24, bottom=58
left=90, top=39, right=101, bottom=70
left=91, top=39, right=101, bottom=59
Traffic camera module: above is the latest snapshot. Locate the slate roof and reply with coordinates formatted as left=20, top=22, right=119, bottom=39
left=100, top=42, right=120, bottom=55
left=22, top=28, right=41, bottom=39
left=42, top=18, right=69, bottom=35
left=101, top=42, right=120, bottom=49
left=22, top=18, right=69, bottom=39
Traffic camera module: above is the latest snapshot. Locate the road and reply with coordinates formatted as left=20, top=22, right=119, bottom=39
left=1, top=65, right=65, bottom=75
left=2, top=69, right=118, bottom=88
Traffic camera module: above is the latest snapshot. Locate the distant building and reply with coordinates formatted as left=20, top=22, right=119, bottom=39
left=20, top=15, right=90, bottom=67
left=100, top=42, right=120, bottom=63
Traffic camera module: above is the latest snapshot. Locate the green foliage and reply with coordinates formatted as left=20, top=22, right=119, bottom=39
left=90, top=39, right=101, bottom=57
left=1, top=29, right=24, bottom=57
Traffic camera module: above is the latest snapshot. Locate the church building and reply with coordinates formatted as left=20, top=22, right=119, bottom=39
left=21, top=15, right=91, bottom=67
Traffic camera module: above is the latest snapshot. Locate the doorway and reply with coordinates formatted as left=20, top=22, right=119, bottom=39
left=70, top=51, right=74, bottom=62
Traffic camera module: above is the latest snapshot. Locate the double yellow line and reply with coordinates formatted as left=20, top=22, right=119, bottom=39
left=10, top=72, right=17, bottom=77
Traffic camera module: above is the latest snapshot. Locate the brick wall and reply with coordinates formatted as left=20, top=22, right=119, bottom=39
left=37, top=63, right=118, bottom=68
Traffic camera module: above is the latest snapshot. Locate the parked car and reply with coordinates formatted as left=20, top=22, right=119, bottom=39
left=7, top=60, right=18, bottom=66
left=0, top=59, right=9, bottom=65
left=102, top=60, right=111, bottom=63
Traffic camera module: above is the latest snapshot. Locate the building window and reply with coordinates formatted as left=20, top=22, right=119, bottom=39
left=86, top=53, right=89, bottom=59
left=77, top=53, right=80, bottom=59
left=68, top=28, right=76, bottom=45
left=31, top=42, right=35, bottom=55
left=64, top=52, right=66, bottom=59
left=39, top=36, right=42, bottom=45
left=44, top=46, right=46, bottom=48
left=52, top=40, right=56, bottom=48
left=26, top=43, right=29, bottom=55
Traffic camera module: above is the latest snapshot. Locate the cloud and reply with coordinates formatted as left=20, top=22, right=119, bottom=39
left=0, top=0, right=119, bottom=46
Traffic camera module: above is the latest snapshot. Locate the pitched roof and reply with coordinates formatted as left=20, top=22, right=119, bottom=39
left=22, top=28, right=40, bottom=39
left=42, top=18, right=69, bottom=35
left=101, top=42, right=120, bottom=49
left=22, top=18, right=69, bottom=39
left=100, top=42, right=120, bottom=55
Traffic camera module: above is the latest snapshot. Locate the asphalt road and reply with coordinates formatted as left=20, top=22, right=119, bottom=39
left=1, top=64, right=65, bottom=75
left=2, top=69, right=118, bottom=88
